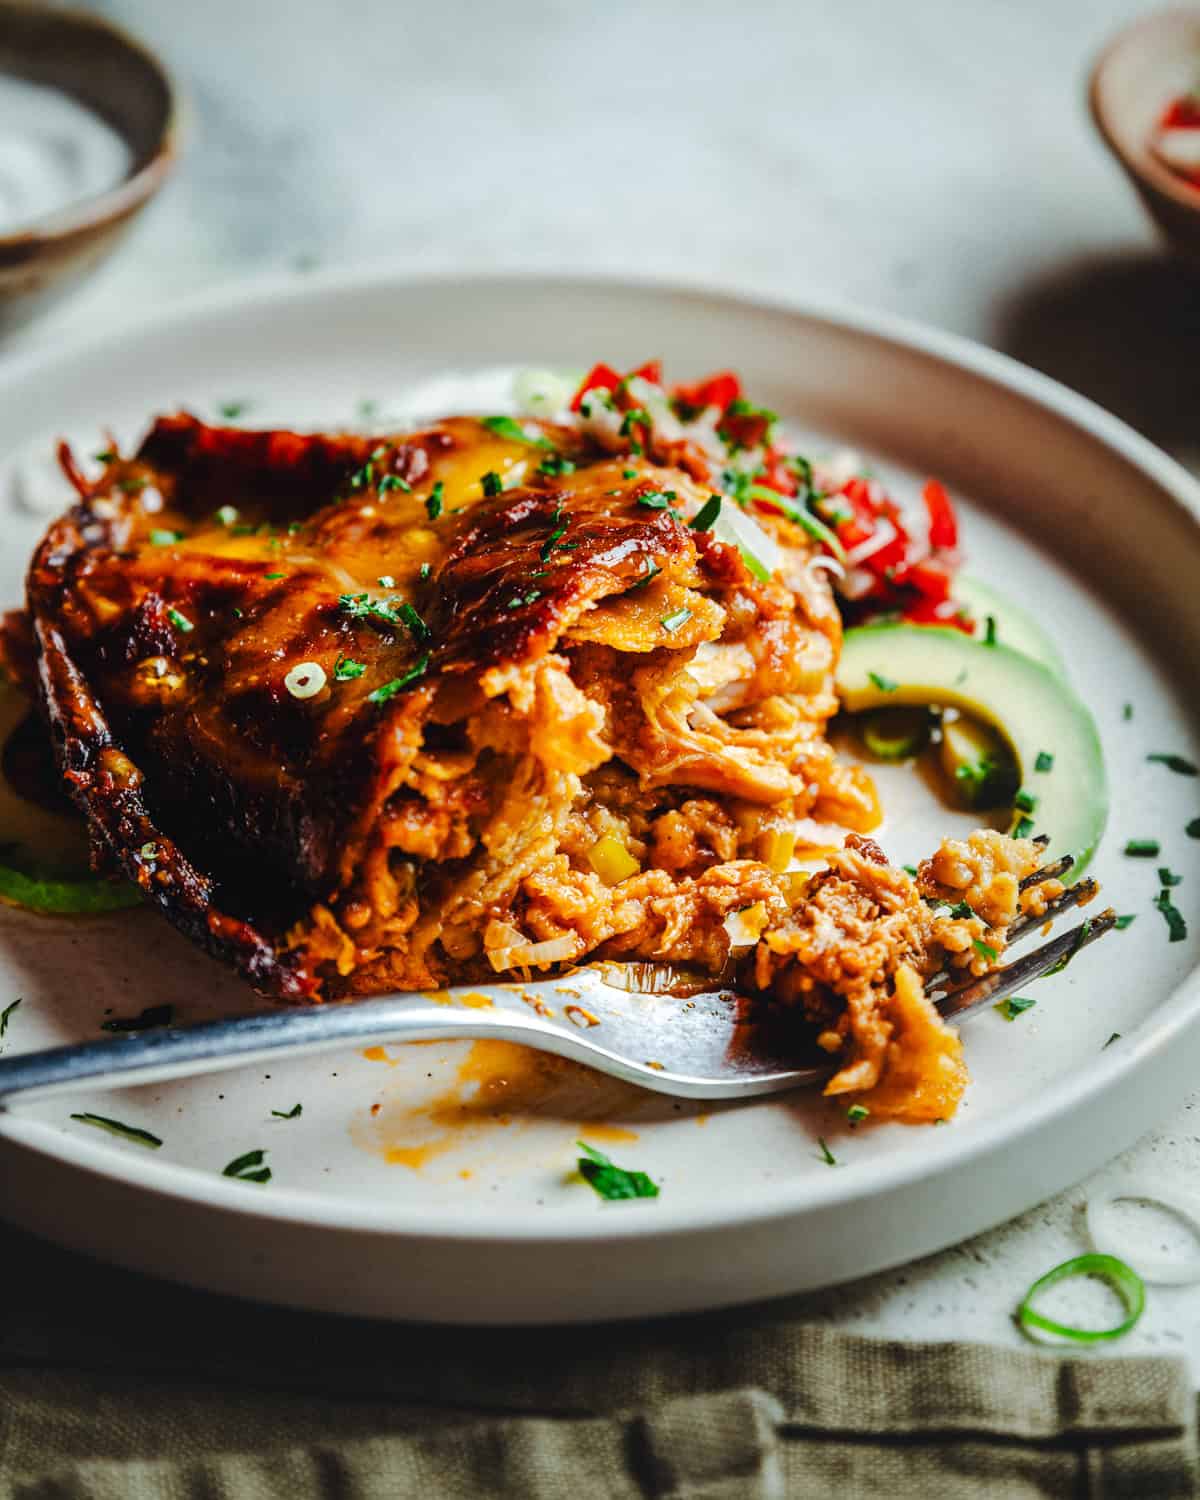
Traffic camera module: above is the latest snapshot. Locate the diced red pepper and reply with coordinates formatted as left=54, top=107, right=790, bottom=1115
left=570, top=363, right=623, bottom=412
left=672, top=370, right=742, bottom=412
left=1162, top=95, right=1200, bottom=131
left=903, top=598, right=975, bottom=633
left=627, top=360, right=662, bottom=386
left=756, top=446, right=799, bottom=498
left=922, top=479, right=958, bottom=551
left=900, top=558, right=953, bottom=603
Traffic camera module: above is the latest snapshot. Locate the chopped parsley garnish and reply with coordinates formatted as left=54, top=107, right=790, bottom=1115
left=348, top=460, right=374, bottom=490
left=538, top=453, right=576, bottom=477
left=378, top=474, right=412, bottom=493
left=1034, top=751, right=1054, bottom=772
left=973, top=938, right=998, bottom=963
left=1013, top=815, right=1036, bottom=839
left=1159, top=867, right=1184, bottom=888
left=333, top=655, right=366, bottom=681
left=149, top=529, right=184, bottom=546
left=628, top=560, right=661, bottom=592
left=995, top=995, right=1036, bottom=1021
left=93, top=449, right=116, bottom=463
left=223, top=1148, right=271, bottom=1184
left=1147, top=753, right=1198, bottom=776
left=271, top=1103, right=302, bottom=1119
left=983, top=614, right=997, bottom=646
left=101, top=1004, right=173, bottom=1033
left=1123, top=703, right=1133, bottom=721
left=505, top=589, right=544, bottom=610
left=816, top=1136, right=837, bottom=1166
left=367, top=654, right=430, bottom=702
left=902, top=864, right=918, bottom=876
left=481, top=415, right=555, bottom=449
left=1115, top=914, right=1137, bottom=930
left=70, top=1112, right=162, bottom=1149
left=1014, top=789, right=1038, bottom=813
left=167, top=607, right=194, bottom=634
left=660, top=606, right=692, bottom=633
left=1155, top=888, right=1188, bottom=943
left=264, top=572, right=285, bottom=580
left=637, top=491, right=677, bottom=510
left=576, top=1141, right=659, bottom=1200
left=622, top=467, right=638, bottom=479
left=868, top=671, right=898, bottom=693
left=1124, top=839, right=1160, bottom=858
left=425, top=481, right=444, bottom=520
left=419, top=562, right=432, bottom=581
left=1104, top=1032, right=1122, bottom=1048
left=846, top=1104, right=870, bottom=1124
left=480, top=471, right=504, bottom=497
left=619, top=407, right=651, bottom=437
left=217, top=400, right=249, bottom=420
left=540, top=501, right=570, bottom=561
left=396, top=601, right=431, bottom=644
left=378, top=575, right=396, bottom=588
left=689, top=494, right=722, bottom=531
left=1045, top=919, right=1091, bottom=976
left=0, top=996, right=21, bottom=1039
left=945, top=900, right=975, bottom=920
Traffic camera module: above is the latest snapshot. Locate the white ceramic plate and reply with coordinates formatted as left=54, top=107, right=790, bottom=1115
left=0, top=271, right=1198, bottom=1324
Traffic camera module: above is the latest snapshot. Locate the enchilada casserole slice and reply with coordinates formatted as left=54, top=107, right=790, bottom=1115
left=16, top=398, right=1062, bottom=1120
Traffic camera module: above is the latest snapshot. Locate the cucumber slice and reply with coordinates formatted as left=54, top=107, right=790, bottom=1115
left=837, top=624, right=1107, bottom=874
left=954, top=577, right=1067, bottom=678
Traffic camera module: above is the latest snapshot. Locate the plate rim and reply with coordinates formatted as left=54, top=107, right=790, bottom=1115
left=2, top=264, right=1199, bottom=1247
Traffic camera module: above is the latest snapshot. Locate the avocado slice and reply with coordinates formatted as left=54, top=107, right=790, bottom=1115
left=836, top=624, right=1107, bottom=875
left=954, top=576, right=1066, bottom=678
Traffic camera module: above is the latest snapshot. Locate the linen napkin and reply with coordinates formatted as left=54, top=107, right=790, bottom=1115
left=0, top=1223, right=1194, bottom=1499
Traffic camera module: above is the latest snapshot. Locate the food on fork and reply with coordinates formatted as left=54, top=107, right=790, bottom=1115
left=4, top=359, right=1107, bottom=1121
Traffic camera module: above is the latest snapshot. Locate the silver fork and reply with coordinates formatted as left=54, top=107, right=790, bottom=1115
left=0, top=879, right=1116, bottom=1106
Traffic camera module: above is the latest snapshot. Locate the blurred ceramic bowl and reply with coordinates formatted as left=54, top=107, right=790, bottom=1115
left=0, top=2, right=178, bottom=334
left=1090, top=6, right=1200, bottom=263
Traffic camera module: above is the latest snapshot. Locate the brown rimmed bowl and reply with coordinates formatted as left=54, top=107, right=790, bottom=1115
left=0, top=2, right=178, bottom=334
left=1090, top=6, right=1200, bottom=264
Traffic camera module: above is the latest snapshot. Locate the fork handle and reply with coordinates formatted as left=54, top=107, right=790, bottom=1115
left=0, top=994, right=553, bottom=1106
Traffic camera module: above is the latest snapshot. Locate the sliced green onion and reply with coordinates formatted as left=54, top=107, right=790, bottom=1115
left=1014, top=788, right=1038, bottom=813
left=867, top=671, right=898, bottom=693
left=846, top=1104, right=869, bottom=1124
left=1114, top=914, right=1136, bottom=930
left=1034, top=750, right=1054, bottom=772
left=746, top=484, right=847, bottom=565
left=859, top=707, right=930, bottom=761
left=660, top=607, right=692, bottom=633
left=972, top=938, right=998, bottom=962
left=1155, top=889, right=1187, bottom=943
left=1124, top=839, right=1160, bottom=858
left=1013, top=814, right=1036, bottom=839
left=1016, top=1253, right=1144, bottom=1345
left=689, top=494, right=722, bottom=531
left=816, top=1136, right=837, bottom=1166
left=1159, top=867, right=1183, bottom=888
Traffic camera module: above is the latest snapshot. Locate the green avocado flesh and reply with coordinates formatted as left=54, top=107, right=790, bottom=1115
left=954, top=576, right=1066, bottom=678
left=837, top=624, right=1107, bottom=875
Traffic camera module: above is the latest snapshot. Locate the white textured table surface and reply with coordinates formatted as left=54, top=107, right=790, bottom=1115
left=11, top=0, right=1200, bottom=1366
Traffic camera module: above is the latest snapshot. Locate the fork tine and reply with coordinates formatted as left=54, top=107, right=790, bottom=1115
left=934, top=908, right=1118, bottom=1023
left=1020, top=853, right=1074, bottom=890
left=1006, top=877, right=1098, bottom=945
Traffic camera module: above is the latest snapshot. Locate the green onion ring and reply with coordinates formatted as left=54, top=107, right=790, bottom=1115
left=0, top=863, right=142, bottom=915
left=1016, top=1253, right=1145, bottom=1344
left=746, top=485, right=848, bottom=566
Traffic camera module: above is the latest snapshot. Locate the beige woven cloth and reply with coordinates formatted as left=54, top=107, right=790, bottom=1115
left=0, top=1224, right=1194, bottom=1499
